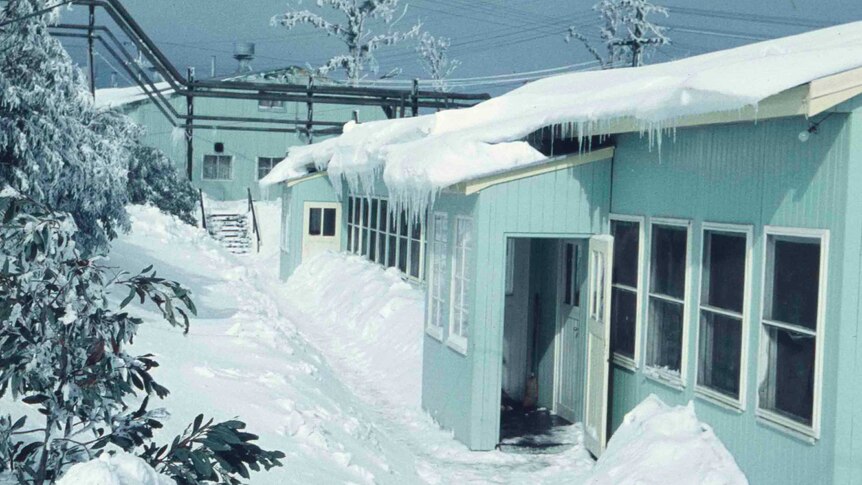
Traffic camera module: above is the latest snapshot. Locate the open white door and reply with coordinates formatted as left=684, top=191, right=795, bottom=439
left=583, top=235, right=613, bottom=458
left=554, top=239, right=584, bottom=423
left=301, top=202, right=341, bottom=262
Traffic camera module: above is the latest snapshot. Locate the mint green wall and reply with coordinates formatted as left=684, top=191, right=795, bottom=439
left=609, top=113, right=853, bottom=485
left=278, top=176, right=340, bottom=280
left=115, top=92, right=386, bottom=201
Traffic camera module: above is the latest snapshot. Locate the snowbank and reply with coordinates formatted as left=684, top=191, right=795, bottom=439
left=587, top=395, right=748, bottom=485
left=282, top=252, right=425, bottom=408
left=57, top=452, right=173, bottom=485
left=264, top=22, right=862, bottom=215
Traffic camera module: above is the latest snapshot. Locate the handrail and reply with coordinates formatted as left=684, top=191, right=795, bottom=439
left=198, top=189, right=207, bottom=231
left=247, top=188, right=261, bottom=254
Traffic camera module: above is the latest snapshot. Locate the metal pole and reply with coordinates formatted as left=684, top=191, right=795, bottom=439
left=186, top=67, right=195, bottom=180
left=87, top=4, right=96, bottom=95
left=411, top=79, right=419, bottom=117
left=306, top=77, right=314, bottom=144
left=632, top=7, right=644, bottom=68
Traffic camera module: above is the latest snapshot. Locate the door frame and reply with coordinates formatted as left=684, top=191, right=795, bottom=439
left=301, top=201, right=342, bottom=262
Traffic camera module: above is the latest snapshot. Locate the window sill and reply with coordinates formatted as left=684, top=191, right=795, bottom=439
left=694, top=387, right=744, bottom=414
left=755, top=409, right=818, bottom=445
left=643, top=367, right=685, bottom=391
left=425, top=326, right=444, bottom=342
left=446, top=337, right=468, bottom=356
left=612, top=353, right=637, bottom=371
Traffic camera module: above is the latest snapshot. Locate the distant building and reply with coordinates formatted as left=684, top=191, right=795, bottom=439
left=97, top=66, right=387, bottom=201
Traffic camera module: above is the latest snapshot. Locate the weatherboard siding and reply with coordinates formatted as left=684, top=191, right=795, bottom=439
left=609, top=114, right=852, bottom=485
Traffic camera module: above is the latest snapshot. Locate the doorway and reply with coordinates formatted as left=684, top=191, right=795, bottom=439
left=301, top=201, right=341, bottom=262
left=499, top=237, right=587, bottom=452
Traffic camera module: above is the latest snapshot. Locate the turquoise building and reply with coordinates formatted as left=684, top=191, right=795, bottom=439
left=271, top=24, right=862, bottom=485
left=97, top=67, right=387, bottom=201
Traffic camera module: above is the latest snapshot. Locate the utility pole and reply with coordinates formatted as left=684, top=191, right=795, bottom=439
left=87, top=4, right=96, bottom=95
left=186, top=67, right=195, bottom=180
left=631, top=6, right=645, bottom=68
left=306, top=77, right=314, bottom=145
left=411, top=79, right=419, bottom=117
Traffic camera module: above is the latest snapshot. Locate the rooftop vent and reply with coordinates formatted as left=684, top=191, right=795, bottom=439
left=233, top=42, right=255, bottom=73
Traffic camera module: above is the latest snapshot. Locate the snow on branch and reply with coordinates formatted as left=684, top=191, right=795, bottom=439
left=272, top=0, right=421, bottom=85
left=567, top=0, right=669, bottom=68
left=416, top=32, right=460, bottom=92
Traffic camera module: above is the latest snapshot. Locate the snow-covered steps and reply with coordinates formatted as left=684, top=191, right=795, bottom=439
left=206, top=212, right=252, bottom=254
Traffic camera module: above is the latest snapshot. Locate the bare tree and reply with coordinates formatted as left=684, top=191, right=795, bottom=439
left=567, top=0, right=669, bottom=68
left=416, top=32, right=460, bottom=92
left=272, top=0, right=421, bottom=85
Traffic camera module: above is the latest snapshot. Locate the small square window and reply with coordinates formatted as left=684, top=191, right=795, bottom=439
left=257, top=157, right=281, bottom=180
left=258, top=98, right=286, bottom=112
left=202, top=155, right=232, bottom=181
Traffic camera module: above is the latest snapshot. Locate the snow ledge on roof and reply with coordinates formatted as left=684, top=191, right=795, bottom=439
left=263, top=21, right=862, bottom=217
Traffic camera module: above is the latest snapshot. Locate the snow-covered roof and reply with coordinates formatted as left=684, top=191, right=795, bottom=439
left=262, top=21, right=862, bottom=214
left=94, top=82, right=175, bottom=109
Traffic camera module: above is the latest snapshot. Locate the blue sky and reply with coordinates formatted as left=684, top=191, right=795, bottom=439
left=60, top=0, right=862, bottom=95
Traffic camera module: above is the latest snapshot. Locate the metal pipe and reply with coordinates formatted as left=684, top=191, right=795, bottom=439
left=87, top=5, right=95, bottom=95
left=186, top=67, right=194, bottom=180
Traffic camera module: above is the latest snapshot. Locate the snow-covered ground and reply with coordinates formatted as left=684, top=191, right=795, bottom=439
left=25, top=200, right=745, bottom=484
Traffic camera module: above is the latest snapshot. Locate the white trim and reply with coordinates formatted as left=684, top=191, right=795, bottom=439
left=644, top=217, right=692, bottom=388
left=693, top=222, right=753, bottom=411
left=755, top=225, right=829, bottom=440
left=609, top=214, right=645, bottom=371
left=454, top=147, right=615, bottom=195
left=426, top=212, right=449, bottom=342
left=447, top=216, right=473, bottom=354
left=286, top=171, right=327, bottom=187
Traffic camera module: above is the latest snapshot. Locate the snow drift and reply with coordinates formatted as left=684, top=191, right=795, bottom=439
left=56, top=452, right=173, bottom=485
left=263, top=21, right=862, bottom=217
left=587, top=395, right=748, bottom=485
left=282, top=252, right=425, bottom=409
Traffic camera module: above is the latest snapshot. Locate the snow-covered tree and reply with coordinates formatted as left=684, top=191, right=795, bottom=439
left=272, top=0, right=421, bottom=85
left=128, top=145, right=198, bottom=226
left=0, top=190, right=285, bottom=484
left=567, top=0, right=669, bottom=68
left=416, top=32, right=460, bottom=92
left=0, top=0, right=136, bottom=255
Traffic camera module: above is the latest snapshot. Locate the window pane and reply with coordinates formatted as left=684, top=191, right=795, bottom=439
left=412, top=219, right=422, bottom=240
left=323, top=208, right=336, bottom=236
left=399, top=211, right=409, bottom=237
left=650, top=225, right=687, bottom=299
left=398, top=237, right=408, bottom=272
left=308, top=208, right=321, bottom=236
left=703, top=231, right=745, bottom=313
left=352, top=227, right=359, bottom=253
left=410, top=239, right=420, bottom=277
left=612, top=220, right=639, bottom=288
left=698, top=311, right=742, bottom=398
left=347, top=222, right=353, bottom=250
left=353, top=197, right=361, bottom=226
left=760, top=326, right=815, bottom=425
left=647, top=297, right=683, bottom=372
left=771, top=238, right=820, bottom=329
left=369, top=231, right=378, bottom=261
left=388, top=235, right=398, bottom=268
left=611, top=288, right=637, bottom=359
left=362, top=199, right=370, bottom=227
left=370, top=199, right=379, bottom=228
left=379, top=200, right=389, bottom=231
left=564, top=243, right=574, bottom=305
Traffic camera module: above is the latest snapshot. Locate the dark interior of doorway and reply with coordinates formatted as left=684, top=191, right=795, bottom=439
left=498, top=238, right=578, bottom=454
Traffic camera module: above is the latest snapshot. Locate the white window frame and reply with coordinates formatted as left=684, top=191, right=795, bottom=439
left=448, top=215, right=473, bottom=354
left=644, top=217, right=692, bottom=388
left=426, top=212, right=449, bottom=341
left=694, top=222, right=753, bottom=411
left=755, top=226, right=828, bottom=441
left=201, top=154, right=233, bottom=181
left=609, top=214, right=645, bottom=371
left=344, top=195, right=427, bottom=282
